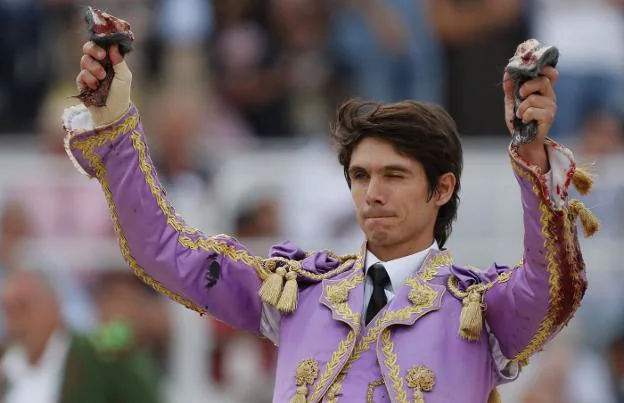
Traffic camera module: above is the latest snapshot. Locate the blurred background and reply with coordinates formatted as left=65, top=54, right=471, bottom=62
left=0, top=0, right=623, bottom=402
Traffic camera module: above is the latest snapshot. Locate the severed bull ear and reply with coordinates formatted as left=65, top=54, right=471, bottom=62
left=77, top=6, right=135, bottom=108
left=505, top=39, right=559, bottom=147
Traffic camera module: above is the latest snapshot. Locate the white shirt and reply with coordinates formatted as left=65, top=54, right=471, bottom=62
left=363, top=241, right=438, bottom=314
left=1, top=331, right=71, bottom=403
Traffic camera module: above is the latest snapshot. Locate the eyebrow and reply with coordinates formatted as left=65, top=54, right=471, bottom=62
left=348, top=164, right=412, bottom=175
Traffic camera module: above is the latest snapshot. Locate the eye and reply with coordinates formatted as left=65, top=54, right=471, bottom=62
left=350, top=170, right=369, bottom=181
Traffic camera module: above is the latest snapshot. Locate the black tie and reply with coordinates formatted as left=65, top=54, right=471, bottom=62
left=366, top=263, right=391, bottom=325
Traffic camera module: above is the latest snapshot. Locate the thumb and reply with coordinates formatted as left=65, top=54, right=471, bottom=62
left=108, top=44, right=124, bottom=66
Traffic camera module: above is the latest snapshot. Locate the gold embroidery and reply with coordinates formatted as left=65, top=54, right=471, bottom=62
left=308, top=330, right=356, bottom=402
left=326, top=283, right=350, bottom=305
left=381, top=329, right=408, bottom=402
left=307, top=253, right=366, bottom=402
left=406, top=365, right=435, bottom=403
left=292, top=359, right=320, bottom=403
left=71, top=118, right=206, bottom=314
left=366, top=379, right=385, bottom=403
left=419, top=254, right=452, bottom=281
left=328, top=252, right=449, bottom=402
left=509, top=157, right=563, bottom=363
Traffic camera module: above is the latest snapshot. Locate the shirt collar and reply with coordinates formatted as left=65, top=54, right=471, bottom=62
left=365, top=241, right=439, bottom=292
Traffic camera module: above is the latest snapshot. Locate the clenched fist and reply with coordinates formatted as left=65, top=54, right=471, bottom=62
left=76, top=41, right=132, bottom=127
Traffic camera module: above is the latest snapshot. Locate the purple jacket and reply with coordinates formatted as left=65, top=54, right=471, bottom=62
left=62, top=105, right=590, bottom=403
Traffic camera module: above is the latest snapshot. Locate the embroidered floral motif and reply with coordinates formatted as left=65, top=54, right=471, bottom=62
left=291, top=359, right=319, bottom=403
left=406, top=365, right=435, bottom=403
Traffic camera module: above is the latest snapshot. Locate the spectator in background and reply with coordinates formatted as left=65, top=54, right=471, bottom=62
left=530, top=0, right=624, bottom=141
left=90, top=271, right=171, bottom=378
left=0, top=0, right=51, bottom=134
left=0, top=201, right=97, bottom=346
left=330, top=0, right=444, bottom=105
left=207, top=193, right=279, bottom=402
left=208, top=0, right=294, bottom=138
left=0, top=271, right=161, bottom=403
left=430, top=0, right=527, bottom=136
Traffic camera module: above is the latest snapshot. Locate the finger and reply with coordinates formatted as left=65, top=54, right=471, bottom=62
left=80, top=55, right=106, bottom=80
left=108, top=44, right=124, bottom=66
left=516, top=95, right=556, bottom=119
left=521, top=106, right=556, bottom=126
left=502, top=71, right=515, bottom=101
left=82, top=41, right=106, bottom=61
left=519, top=76, right=556, bottom=101
left=76, top=70, right=99, bottom=91
left=540, top=66, right=559, bottom=87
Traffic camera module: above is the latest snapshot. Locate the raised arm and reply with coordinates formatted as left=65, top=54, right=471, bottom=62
left=63, top=40, right=275, bottom=334
left=478, top=65, right=596, bottom=362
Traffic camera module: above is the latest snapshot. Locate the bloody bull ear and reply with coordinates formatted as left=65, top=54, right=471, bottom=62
left=505, top=39, right=559, bottom=147
left=77, top=6, right=135, bottom=108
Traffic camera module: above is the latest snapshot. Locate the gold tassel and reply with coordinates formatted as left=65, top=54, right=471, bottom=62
left=277, top=270, right=299, bottom=313
left=290, top=386, right=308, bottom=403
left=413, top=389, right=426, bottom=403
left=572, top=167, right=593, bottom=195
left=488, top=388, right=502, bottom=403
left=459, top=287, right=484, bottom=341
left=569, top=199, right=600, bottom=237
left=259, top=266, right=286, bottom=305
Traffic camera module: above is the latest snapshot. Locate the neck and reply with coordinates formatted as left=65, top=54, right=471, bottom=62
left=368, top=236, right=435, bottom=261
left=25, top=327, right=57, bottom=366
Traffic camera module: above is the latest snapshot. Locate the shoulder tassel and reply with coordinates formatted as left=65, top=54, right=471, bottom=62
left=259, top=265, right=286, bottom=306
left=258, top=259, right=299, bottom=313
left=448, top=276, right=485, bottom=341
left=488, top=388, right=502, bottom=403
left=277, top=271, right=299, bottom=313
left=459, top=286, right=484, bottom=341
left=568, top=199, right=600, bottom=237
left=572, top=167, right=593, bottom=195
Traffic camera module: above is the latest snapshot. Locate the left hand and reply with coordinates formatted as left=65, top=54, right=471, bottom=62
left=503, top=66, right=558, bottom=170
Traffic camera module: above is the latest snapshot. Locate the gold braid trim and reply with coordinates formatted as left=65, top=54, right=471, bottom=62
left=307, top=330, right=356, bottom=402
left=381, top=329, right=408, bottom=402
left=366, top=379, right=385, bottom=403
left=307, top=256, right=365, bottom=402
left=72, top=119, right=206, bottom=314
left=327, top=253, right=449, bottom=402
left=508, top=157, right=562, bottom=363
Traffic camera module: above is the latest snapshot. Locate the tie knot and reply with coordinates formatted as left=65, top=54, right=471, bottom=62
left=368, top=263, right=390, bottom=288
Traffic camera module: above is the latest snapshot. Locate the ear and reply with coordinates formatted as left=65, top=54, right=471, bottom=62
left=434, top=172, right=456, bottom=206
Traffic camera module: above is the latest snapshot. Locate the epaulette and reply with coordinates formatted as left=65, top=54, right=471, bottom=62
left=258, top=250, right=360, bottom=314
left=447, top=266, right=516, bottom=342
left=89, top=320, right=135, bottom=361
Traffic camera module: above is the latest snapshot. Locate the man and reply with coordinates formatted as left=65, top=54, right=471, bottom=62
left=62, top=36, right=596, bottom=402
left=0, top=271, right=161, bottom=403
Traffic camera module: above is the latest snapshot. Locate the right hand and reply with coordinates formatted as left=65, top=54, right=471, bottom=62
left=77, top=41, right=133, bottom=127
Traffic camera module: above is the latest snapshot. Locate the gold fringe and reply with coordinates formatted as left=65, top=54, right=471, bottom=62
left=259, top=266, right=286, bottom=305
left=414, top=389, right=425, bottom=403
left=569, top=199, right=600, bottom=237
left=277, top=270, right=299, bottom=313
left=488, top=388, right=502, bottom=403
left=572, top=167, right=593, bottom=195
left=459, top=287, right=484, bottom=341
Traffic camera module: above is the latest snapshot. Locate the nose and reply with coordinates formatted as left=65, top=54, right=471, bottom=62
left=365, top=176, right=386, bottom=206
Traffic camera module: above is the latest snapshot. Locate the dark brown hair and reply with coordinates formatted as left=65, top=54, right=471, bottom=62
left=330, top=99, right=463, bottom=247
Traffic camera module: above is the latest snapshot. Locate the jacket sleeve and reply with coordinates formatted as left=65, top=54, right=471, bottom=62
left=62, top=104, right=273, bottom=333
left=482, top=139, right=592, bottom=364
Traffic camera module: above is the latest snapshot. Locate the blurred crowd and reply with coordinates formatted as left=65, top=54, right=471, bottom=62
left=0, top=0, right=623, bottom=402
